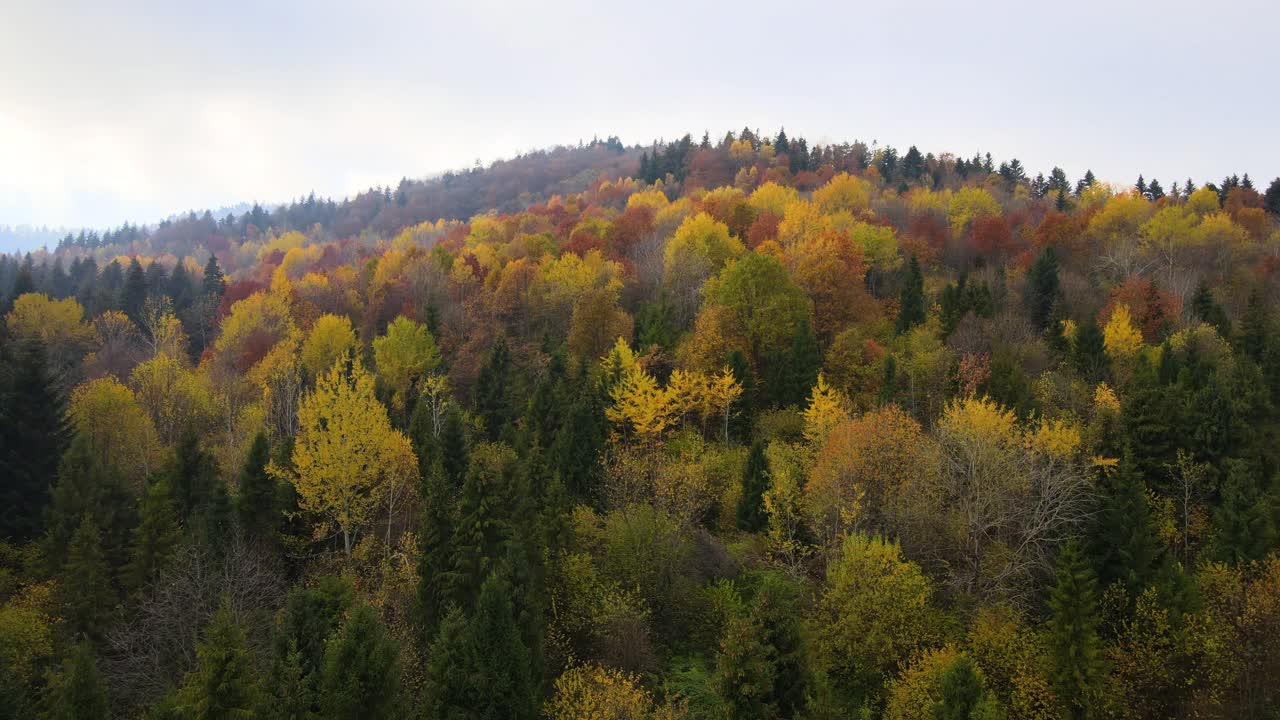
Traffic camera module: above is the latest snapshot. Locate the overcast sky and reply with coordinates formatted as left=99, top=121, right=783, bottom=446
left=2, top=0, right=1277, bottom=234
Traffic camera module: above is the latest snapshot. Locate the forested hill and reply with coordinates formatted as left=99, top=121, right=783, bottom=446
left=3, top=128, right=1280, bottom=720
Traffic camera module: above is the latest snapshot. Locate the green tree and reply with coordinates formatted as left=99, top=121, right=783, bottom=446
left=276, top=577, right=355, bottom=684
left=415, top=458, right=456, bottom=642
left=177, top=603, right=258, bottom=720
left=121, top=258, right=148, bottom=323
left=896, top=255, right=925, bottom=334
left=932, top=656, right=1001, bottom=720
left=125, top=478, right=181, bottom=593
left=0, top=337, right=66, bottom=542
left=449, top=444, right=516, bottom=608
left=1046, top=540, right=1106, bottom=720
left=44, top=642, right=109, bottom=720
left=202, top=255, right=226, bottom=299
left=736, top=441, right=770, bottom=532
left=320, top=605, right=401, bottom=720
left=1210, top=458, right=1277, bottom=564
left=1026, top=247, right=1059, bottom=332
left=475, top=340, right=514, bottom=442
left=259, top=643, right=314, bottom=720
left=1071, top=318, right=1108, bottom=381
left=1089, top=452, right=1161, bottom=599
left=713, top=611, right=776, bottom=720
left=59, top=515, right=114, bottom=643
left=168, top=427, right=220, bottom=524
left=237, top=433, right=276, bottom=544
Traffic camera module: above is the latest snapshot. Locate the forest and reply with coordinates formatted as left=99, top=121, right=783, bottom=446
left=3, top=128, right=1280, bottom=719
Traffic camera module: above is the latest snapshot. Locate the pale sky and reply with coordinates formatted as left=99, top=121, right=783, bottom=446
left=2, top=0, right=1277, bottom=234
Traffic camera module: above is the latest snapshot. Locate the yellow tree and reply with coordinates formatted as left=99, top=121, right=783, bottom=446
left=5, top=292, right=94, bottom=375
left=372, top=315, right=441, bottom=424
left=129, top=353, right=216, bottom=445
left=703, top=367, right=743, bottom=443
left=802, top=373, right=851, bottom=445
left=606, top=367, right=677, bottom=441
left=546, top=663, right=666, bottom=720
left=1103, top=304, right=1144, bottom=362
left=814, top=173, right=871, bottom=215
left=292, top=356, right=411, bottom=555
left=67, top=376, right=160, bottom=484
left=301, top=313, right=358, bottom=378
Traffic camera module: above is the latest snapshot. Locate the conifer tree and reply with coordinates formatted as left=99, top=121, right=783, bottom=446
left=320, top=605, right=401, bottom=720
left=1211, top=458, right=1277, bottom=564
left=415, top=458, right=456, bottom=642
left=44, top=642, right=109, bottom=720
left=1072, top=318, right=1109, bottom=380
left=237, top=432, right=276, bottom=544
left=177, top=603, right=258, bottom=720
left=737, top=441, right=771, bottom=532
left=449, top=447, right=514, bottom=608
left=0, top=337, right=66, bottom=542
left=59, top=515, right=113, bottom=644
left=259, top=643, right=314, bottom=720
left=1047, top=540, right=1106, bottom=720
left=121, top=257, right=148, bottom=323
left=168, top=426, right=219, bottom=523
left=126, top=478, right=181, bottom=593
left=932, top=656, right=1000, bottom=720
left=202, top=255, right=226, bottom=299
left=726, top=349, right=755, bottom=442
left=549, top=390, right=604, bottom=498
left=713, top=612, right=776, bottom=720
left=1026, top=246, right=1060, bottom=332
left=1089, top=452, right=1161, bottom=599
left=1265, top=177, right=1280, bottom=216
left=896, top=255, right=926, bottom=334
left=1190, top=281, right=1230, bottom=338
left=437, top=407, right=470, bottom=491
left=475, top=340, right=513, bottom=441
left=276, top=577, right=355, bottom=683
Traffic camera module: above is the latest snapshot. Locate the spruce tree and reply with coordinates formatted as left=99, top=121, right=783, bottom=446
left=0, top=338, right=66, bottom=542
left=449, top=450, right=513, bottom=608
left=932, top=656, right=999, bottom=720
left=896, top=255, right=926, bottom=335
left=320, top=605, right=401, bottom=720
left=447, top=573, right=537, bottom=720
left=59, top=515, right=113, bottom=644
left=415, top=458, right=456, bottom=642
left=121, top=257, right=148, bottom=323
left=236, top=432, right=276, bottom=544
left=1026, top=247, right=1060, bottom=332
left=1190, top=281, right=1230, bottom=338
left=125, top=478, right=181, bottom=593
left=1265, top=177, right=1280, bottom=216
left=43, top=435, right=135, bottom=578
left=549, top=390, right=604, bottom=498
left=1047, top=540, right=1106, bottom=720
left=202, top=255, right=226, bottom=299
left=1210, top=459, right=1277, bottom=564
left=44, top=642, right=109, bottom=720
left=736, top=441, right=770, bottom=532
left=1089, top=452, right=1161, bottom=599
left=474, top=340, right=513, bottom=441
left=168, top=427, right=219, bottom=523
left=725, top=349, right=755, bottom=443
left=277, top=576, right=355, bottom=683
left=178, top=603, right=258, bottom=720
left=712, top=612, right=776, bottom=720
left=437, top=407, right=469, bottom=491
left=259, top=642, right=315, bottom=720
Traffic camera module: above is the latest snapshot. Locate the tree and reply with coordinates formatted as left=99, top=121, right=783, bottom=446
left=933, top=656, right=1002, bottom=720
left=292, top=357, right=413, bottom=554
left=0, top=338, right=66, bottom=542
left=125, top=478, right=181, bottom=593
left=812, top=534, right=939, bottom=709
left=373, top=315, right=441, bottom=425
left=44, top=643, right=109, bottom=720
left=121, top=258, right=148, bottom=323
left=1071, top=318, right=1108, bottom=380
left=713, top=611, right=776, bottom=720
left=1264, top=177, right=1280, bottom=215
left=475, top=340, right=514, bottom=441
left=1046, top=540, right=1105, bottom=719
left=320, top=605, right=401, bottom=720
left=1210, top=458, right=1277, bottom=564
left=1089, top=452, right=1161, bottom=599
left=545, top=664, right=657, bottom=720
left=415, top=458, right=456, bottom=642
left=237, top=432, right=276, bottom=544
left=897, top=255, right=926, bottom=334
left=450, top=443, right=517, bottom=607
left=177, top=603, right=258, bottom=720
left=737, top=441, right=771, bottom=532
left=202, top=255, right=226, bottom=299
left=58, top=515, right=114, bottom=644
left=300, top=314, right=357, bottom=379
left=1025, top=247, right=1059, bottom=332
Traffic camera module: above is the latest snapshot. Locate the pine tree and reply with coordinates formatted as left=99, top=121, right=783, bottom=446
left=1071, top=318, right=1108, bottom=381
left=896, top=255, right=926, bottom=334
left=121, top=257, right=148, bottom=322
left=1264, top=177, right=1280, bottom=216
left=737, top=441, right=771, bottom=532
left=1238, top=289, right=1270, bottom=364
left=932, top=656, right=999, bottom=720
left=437, top=407, right=469, bottom=491
left=59, top=515, right=113, bottom=643
left=448, top=573, right=537, bottom=720
left=1190, top=281, right=1230, bottom=338
left=726, top=349, right=755, bottom=443
left=277, top=577, right=355, bottom=683
left=168, top=426, right=219, bottom=523
left=1047, top=539, right=1106, bottom=720
left=1026, top=247, right=1060, bottom=332
left=44, top=642, right=109, bottom=720
left=713, top=612, right=776, bottom=720
left=259, top=642, right=315, bottom=720
left=125, top=478, right=181, bottom=593
left=549, top=387, right=604, bottom=498
left=0, top=338, right=66, bottom=542
left=320, top=605, right=401, bottom=720
left=236, top=432, right=276, bottom=544
left=449, top=450, right=513, bottom=608
left=415, top=458, right=456, bottom=642
left=1123, top=358, right=1182, bottom=483
left=1210, top=459, right=1277, bottom=564
left=177, top=603, right=258, bottom=720
left=42, top=435, right=134, bottom=576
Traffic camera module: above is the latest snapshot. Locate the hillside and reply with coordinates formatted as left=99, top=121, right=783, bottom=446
left=3, top=128, right=1280, bottom=719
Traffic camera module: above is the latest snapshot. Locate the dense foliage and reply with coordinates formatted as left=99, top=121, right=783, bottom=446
left=3, top=128, right=1280, bottom=719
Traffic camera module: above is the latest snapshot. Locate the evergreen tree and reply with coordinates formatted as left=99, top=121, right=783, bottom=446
left=1210, top=459, right=1277, bottom=564
left=725, top=349, right=755, bottom=443
left=736, top=441, right=770, bottom=532
left=1190, top=281, right=1230, bottom=338
left=0, top=338, right=67, bottom=542
left=474, top=340, right=513, bottom=441
left=1089, top=452, right=1161, bottom=599
left=713, top=612, right=776, bottom=720
left=766, top=317, right=821, bottom=408
left=320, top=605, right=402, bottom=720
left=901, top=145, right=925, bottom=181
left=44, top=643, right=109, bottom=720
left=168, top=427, right=219, bottom=523
left=437, top=407, right=470, bottom=491
left=59, top=515, right=113, bottom=643
left=259, top=643, right=315, bottom=720
left=549, top=388, right=604, bottom=498
left=125, top=478, right=181, bottom=593
left=202, top=255, right=226, bottom=299
left=636, top=291, right=678, bottom=350
left=1047, top=540, right=1106, bottom=720
left=426, top=573, right=537, bottom=720
left=896, top=255, right=926, bottom=334
left=1026, top=247, right=1060, bottom=332
left=277, top=577, right=355, bottom=685
left=932, top=656, right=1000, bottom=720
left=121, top=257, right=148, bottom=323
left=1264, top=177, right=1280, bottom=216
left=236, top=432, right=276, bottom=544
left=1123, top=358, right=1182, bottom=483
left=415, top=458, right=456, bottom=642
left=1238, top=289, right=1270, bottom=364
left=449, top=451, right=513, bottom=608
left=177, top=603, right=258, bottom=720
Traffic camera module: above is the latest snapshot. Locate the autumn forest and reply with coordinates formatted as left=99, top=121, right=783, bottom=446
left=3, top=129, right=1280, bottom=719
